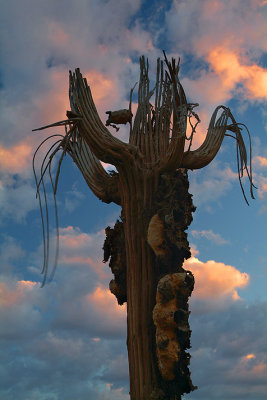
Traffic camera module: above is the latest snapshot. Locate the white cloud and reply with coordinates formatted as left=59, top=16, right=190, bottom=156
left=188, top=161, right=237, bottom=207
left=191, top=229, right=229, bottom=245
left=0, top=178, right=38, bottom=223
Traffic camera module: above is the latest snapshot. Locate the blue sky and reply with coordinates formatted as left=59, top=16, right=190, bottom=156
left=0, top=1, right=267, bottom=399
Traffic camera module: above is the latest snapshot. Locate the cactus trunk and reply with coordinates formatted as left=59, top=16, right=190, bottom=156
left=104, top=166, right=196, bottom=399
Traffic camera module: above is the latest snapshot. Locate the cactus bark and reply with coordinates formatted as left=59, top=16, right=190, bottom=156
left=103, top=169, right=196, bottom=399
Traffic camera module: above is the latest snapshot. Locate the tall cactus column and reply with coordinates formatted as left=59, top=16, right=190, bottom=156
left=104, top=168, right=196, bottom=399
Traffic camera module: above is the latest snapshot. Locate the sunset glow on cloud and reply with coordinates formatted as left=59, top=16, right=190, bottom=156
left=185, top=257, right=250, bottom=302
left=256, top=155, right=267, bottom=167
left=207, top=47, right=267, bottom=100
left=86, top=286, right=126, bottom=316
left=85, top=70, right=117, bottom=105
left=0, top=142, right=32, bottom=173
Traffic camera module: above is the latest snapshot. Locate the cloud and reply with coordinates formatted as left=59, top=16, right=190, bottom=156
left=0, top=279, right=44, bottom=340
left=165, top=0, right=267, bottom=118
left=57, top=225, right=109, bottom=281
left=0, top=0, right=156, bottom=230
left=255, top=155, right=267, bottom=167
left=167, top=0, right=267, bottom=59
left=0, top=232, right=129, bottom=399
left=185, top=255, right=249, bottom=313
left=0, top=178, right=38, bottom=222
left=0, top=226, right=265, bottom=400
left=191, top=229, right=229, bottom=245
left=188, top=161, right=237, bottom=207
left=207, top=47, right=267, bottom=101
left=188, top=301, right=267, bottom=399
left=257, top=175, right=267, bottom=198
left=0, top=142, right=32, bottom=173
left=0, top=236, right=25, bottom=277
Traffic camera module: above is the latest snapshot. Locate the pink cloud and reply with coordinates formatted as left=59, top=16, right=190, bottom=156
left=60, top=255, right=100, bottom=273
left=59, top=226, right=96, bottom=249
left=57, top=226, right=109, bottom=280
left=167, top=0, right=267, bottom=115
left=258, top=179, right=267, bottom=197
left=230, top=353, right=267, bottom=382
left=0, top=282, right=19, bottom=307
left=0, top=280, right=40, bottom=308
left=17, top=280, right=39, bottom=289
left=86, top=285, right=126, bottom=320
left=84, top=70, right=117, bottom=106
left=185, top=256, right=249, bottom=302
left=256, top=155, right=267, bottom=167
left=207, top=47, right=267, bottom=100
left=0, top=142, right=32, bottom=173
left=47, top=21, right=69, bottom=47
left=34, top=68, right=69, bottom=124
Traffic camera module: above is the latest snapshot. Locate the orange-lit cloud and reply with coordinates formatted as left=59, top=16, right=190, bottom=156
left=85, top=70, right=116, bottom=105
left=0, top=282, right=19, bottom=307
left=255, top=174, right=267, bottom=198
left=60, top=255, right=100, bottom=272
left=34, top=68, right=69, bottom=124
left=86, top=285, right=126, bottom=317
left=231, top=353, right=267, bottom=381
left=47, top=21, right=68, bottom=47
left=0, top=280, right=39, bottom=307
left=185, top=256, right=249, bottom=301
left=57, top=226, right=109, bottom=280
left=243, top=353, right=256, bottom=360
left=207, top=47, right=267, bottom=100
left=0, top=142, right=32, bottom=173
left=17, top=280, right=39, bottom=289
left=59, top=226, right=95, bottom=249
left=256, top=155, right=267, bottom=167
left=191, top=229, right=229, bottom=245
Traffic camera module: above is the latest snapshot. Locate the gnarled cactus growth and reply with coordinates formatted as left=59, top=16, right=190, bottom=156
left=33, top=53, right=255, bottom=399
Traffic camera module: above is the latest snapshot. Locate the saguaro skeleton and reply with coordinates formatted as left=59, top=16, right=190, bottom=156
left=33, top=53, right=254, bottom=399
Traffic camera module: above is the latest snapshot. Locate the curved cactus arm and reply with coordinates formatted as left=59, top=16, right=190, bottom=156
left=180, top=105, right=229, bottom=170
left=69, top=69, right=138, bottom=166
left=67, top=131, right=120, bottom=205
left=180, top=105, right=255, bottom=204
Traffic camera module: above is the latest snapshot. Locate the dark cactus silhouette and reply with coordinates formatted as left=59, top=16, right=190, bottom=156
left=33, top=53, right=254, bottom=399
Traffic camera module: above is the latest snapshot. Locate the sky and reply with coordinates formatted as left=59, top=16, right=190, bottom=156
left=0, top=0, right=267, bottom=399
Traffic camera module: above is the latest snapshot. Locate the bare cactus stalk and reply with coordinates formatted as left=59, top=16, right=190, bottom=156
left=33, top=53, right=255, bottom=399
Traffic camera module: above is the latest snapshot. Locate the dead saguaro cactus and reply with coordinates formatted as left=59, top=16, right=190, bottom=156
left=33, top=52, right=255, bottom=399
